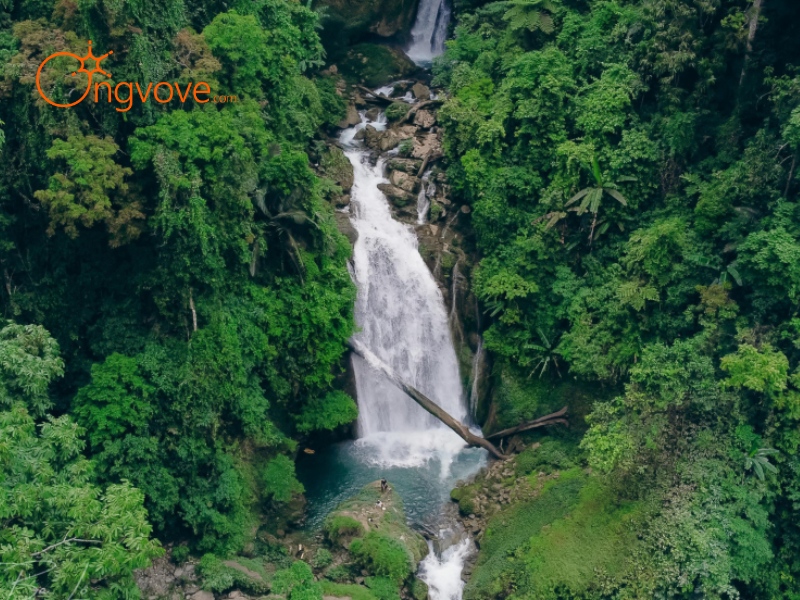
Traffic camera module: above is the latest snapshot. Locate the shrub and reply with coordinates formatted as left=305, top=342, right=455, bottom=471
left=411, top=578, right=429, bottom=600
left=516, top=439, right=577, bottom=476
left=450, top=485, right=476, bottom=516
left=172, top=544, right=190, bottom=564
left=350, top=532, right=411, bottom=584
left=325, top=564, right=352, bottom=582
left=385, top=103, right=408, bottom=121
left=365, top=576, right=401, bottom=600
left=197, top=554, right=270, bottom=594
left=397, top=139, right=414, bottom=157
left=261, top=455, right=305, bottom=503
left=273, top=561, right=322, bottom=600
left=325, top=515, right=364, bottom=545
left=312, top=548, right=333, bottom=569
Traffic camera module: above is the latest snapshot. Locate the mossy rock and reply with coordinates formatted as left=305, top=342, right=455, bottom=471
left=324, top=481, right=428, bottom=567
left=339, top=44, right=417, bottom=88
left=411, top=577, right=429, bottom=600
left=317, top=0, right=420, bottom=59
left=321, top=146, right=355, bottom=191
left=197, top=554, right=271, bottom=594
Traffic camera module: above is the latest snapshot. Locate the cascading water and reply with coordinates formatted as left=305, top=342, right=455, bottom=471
left=347, top=111, right=481, bottom=600
left=298, top=110, right=484, bottom=600
left=344, top=116, right=469, bottom=473
left=406, top=0, right=452, bottom=64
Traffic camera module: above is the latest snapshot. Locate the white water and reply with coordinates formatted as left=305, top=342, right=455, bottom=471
left=341, top=115, right=470, bottom=473
left=341, top=109, right=480, bottom=600
left=406, top=0, right=452, bottom=64
left=419, top=539, right=472, bottom=600
left=417, top=169, right=433, bottom=224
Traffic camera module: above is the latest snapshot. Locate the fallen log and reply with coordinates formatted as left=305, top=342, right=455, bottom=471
left=356, top=85, right=394, bottom=105
left=348, top=340, right=507, bottom=460
left=485, top=406, right=568, bottom=440
left=399, top=99, right=444, bottom=124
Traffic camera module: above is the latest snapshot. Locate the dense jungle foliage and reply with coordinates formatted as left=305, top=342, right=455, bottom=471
left=433, top=0, right=800, bottom=598
left=0, top=0, right=356, bottom=594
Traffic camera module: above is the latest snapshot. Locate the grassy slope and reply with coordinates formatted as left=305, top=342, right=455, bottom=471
left=466, top=469, right=647, bottom=600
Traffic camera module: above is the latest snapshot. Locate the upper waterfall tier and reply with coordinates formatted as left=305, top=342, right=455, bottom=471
left=406, top=0, right=451, bottom=64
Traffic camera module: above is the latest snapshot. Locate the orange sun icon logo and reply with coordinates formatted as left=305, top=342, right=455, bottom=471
left=36, top=40, right=113, bottom=108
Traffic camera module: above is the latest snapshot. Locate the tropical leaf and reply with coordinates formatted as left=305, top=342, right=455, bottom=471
left=566, top=188, right=591, bottom=206
left=605, top=187, right=628, bottom=206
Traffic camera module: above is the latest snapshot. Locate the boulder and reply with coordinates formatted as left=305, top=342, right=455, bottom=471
left=320, top=146, right=354, bottom=191
left=386, top=158, right=423, bottom=173
left=413, top=109, right=436, bottom=129
left=317, top=0, right=420, bottom=40
left=339, top=43, right=416, bottom=88
left=411, top=82, right=430, bottom=100
left=363, top=125, right=381, bottom=149
left=323, top=481, right=428, bottom=571
left=389, top=170, right=419, bottom=193
left=365, top=107, right=382, bottom=121
left=335, top=212, right=358, bottom=245
left=412, top=132, right=442, bottom=159
left=334, top=194, right=351, bottom=209
left=190, top=592, right=214, bottom=600
left=339, top=104, right=361, bottom=129
left=366, top=129, right=410, bottom=152
left=377, top=183, right=414, bottom=206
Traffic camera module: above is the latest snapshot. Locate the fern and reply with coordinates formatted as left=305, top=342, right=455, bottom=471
left=616, top=280, right=659, bottom=311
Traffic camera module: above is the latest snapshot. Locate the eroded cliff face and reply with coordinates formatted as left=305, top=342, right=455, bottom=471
left=318, top=0, right=421, bottom=41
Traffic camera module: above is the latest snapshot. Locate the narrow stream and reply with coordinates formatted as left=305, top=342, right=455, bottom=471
left=298, top=111, right=485, bottom=600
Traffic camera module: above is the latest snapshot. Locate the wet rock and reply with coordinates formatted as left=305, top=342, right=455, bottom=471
left=354, top=128, right=366, bottom=141
left=413, top=110, right=436, bottom=129
left=335, top=212, right=358, bottom=245
left=317, top=0, right=419, bottom=40
left=389, top=170, right=419, bottom=193
left=365, top=107, right=382, bottom=121
left=375, top=129, right=413, bottom=152
left=321, top=146, right=355, bottom=191
left=411, top=82, right=430, bottom=100
left=363, top=125, right=381, bottom=149
left=387, top=157, right=423, bottom=173
left=339, top=104, right=361, bottom=128
left=412, top=132, right=442, bottom=159
left=377, top=183, right=414, bottom=206
left=334, top=194, right=351, bottom=209
left=339, top=44, right=416, bottom=88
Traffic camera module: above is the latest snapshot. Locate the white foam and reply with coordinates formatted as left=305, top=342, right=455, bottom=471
left=419, top=538, right=472, bottom=600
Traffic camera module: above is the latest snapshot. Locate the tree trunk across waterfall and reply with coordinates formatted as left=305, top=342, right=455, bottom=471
left=348, top=340, right=507, bottom=459
left=348, top=340, right=568, bottom=459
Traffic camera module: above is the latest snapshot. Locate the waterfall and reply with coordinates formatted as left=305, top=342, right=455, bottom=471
left=340, top=115, right=471, bottom=472
left=419, top=538, right=472, bottom=600
left=417, top=169, right=433, bottom=224
left=406, top=0, right=452, bottom=65
left=337, top=110, right=480, bottom=600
